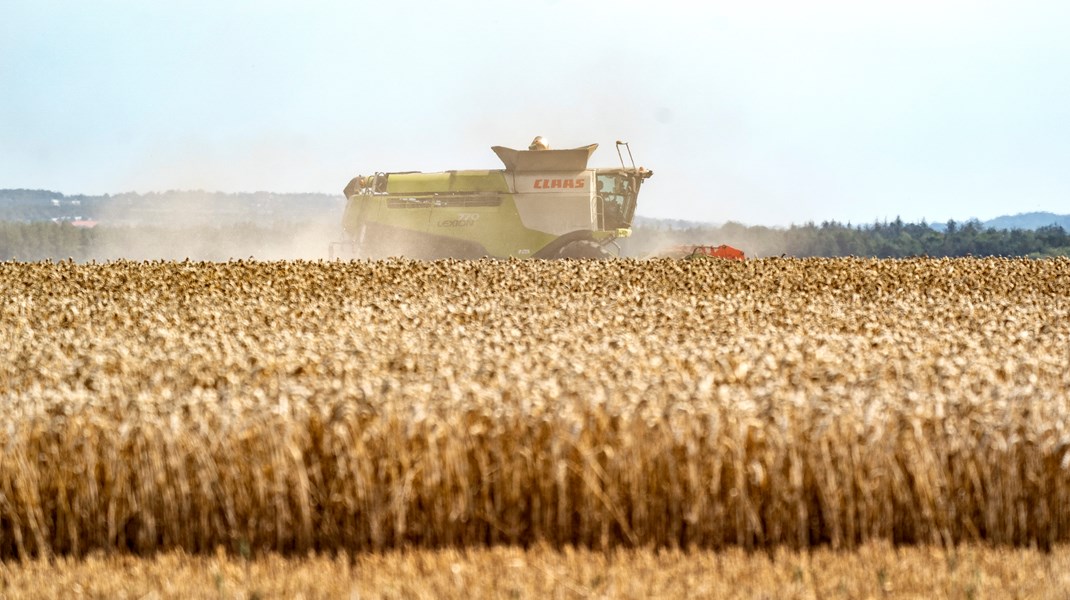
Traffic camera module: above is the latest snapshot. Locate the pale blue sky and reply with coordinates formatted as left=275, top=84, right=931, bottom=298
left=2, top=0, right=1067, bottom=225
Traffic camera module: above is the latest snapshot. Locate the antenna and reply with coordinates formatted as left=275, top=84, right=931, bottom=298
left=615, top=140, right=636, bottom=170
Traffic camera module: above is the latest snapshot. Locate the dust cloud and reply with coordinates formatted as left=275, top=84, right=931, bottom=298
left=9, top=190, right=349, bottom=262
left=621, top=220, right=789, bottom=259
left=76, top=221, right=343, bottom=262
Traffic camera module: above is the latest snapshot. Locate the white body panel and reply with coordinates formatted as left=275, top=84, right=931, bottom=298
left=509, top=171, right=596, bottom=235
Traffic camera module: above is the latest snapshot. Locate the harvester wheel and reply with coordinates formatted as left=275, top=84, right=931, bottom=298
left=556, top=240, right=611, bottom=260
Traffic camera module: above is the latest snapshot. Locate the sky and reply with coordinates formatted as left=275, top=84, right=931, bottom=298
left=1, top=0, right=1068, bottom=226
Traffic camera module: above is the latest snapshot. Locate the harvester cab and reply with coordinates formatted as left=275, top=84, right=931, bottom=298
left=331, top=137, right=653, bottom=260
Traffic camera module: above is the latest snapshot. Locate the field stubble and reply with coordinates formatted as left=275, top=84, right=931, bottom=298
left=0, top=257, right=1068, bottom=558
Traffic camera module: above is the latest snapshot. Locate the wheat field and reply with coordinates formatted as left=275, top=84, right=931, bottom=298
left=1, top=257, right=1068, bottom=559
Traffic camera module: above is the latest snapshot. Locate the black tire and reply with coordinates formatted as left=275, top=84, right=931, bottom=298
left=556, top=240, right=611, bottom=260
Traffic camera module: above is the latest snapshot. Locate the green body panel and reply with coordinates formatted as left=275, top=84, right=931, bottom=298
left=385, top=171, right=510, bottom=194
left=343, top=170, right=559, bottom=258
left=441, top=196, right=557, bottom=257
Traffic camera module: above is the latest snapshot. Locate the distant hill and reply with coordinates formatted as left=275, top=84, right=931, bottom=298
left=982, top=212, right=1070, bottom=231
left=928, top=212, right=1070, bottom=232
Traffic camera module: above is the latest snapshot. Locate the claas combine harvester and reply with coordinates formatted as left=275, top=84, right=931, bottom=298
left=333, top=136, right=746, bottom=260
left=332, top=137, right=653, bottom=259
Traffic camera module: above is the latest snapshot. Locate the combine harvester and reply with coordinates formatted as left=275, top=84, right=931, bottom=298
left=333, top=137, right=652, bottom=259
left=332, top=136, right=745, bottom=260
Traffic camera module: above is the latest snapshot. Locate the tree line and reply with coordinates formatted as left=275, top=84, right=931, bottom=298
left=1, top=218, right=1069, bottom=261
left=624, top=218, right=1070, bottom=258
